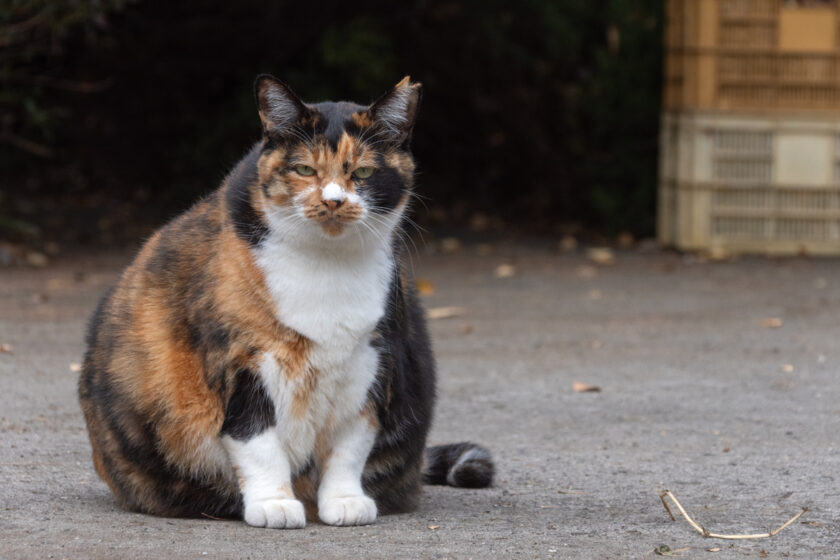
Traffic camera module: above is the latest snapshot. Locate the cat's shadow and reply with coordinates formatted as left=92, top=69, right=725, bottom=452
left=75, top=485, right=124, bottom=515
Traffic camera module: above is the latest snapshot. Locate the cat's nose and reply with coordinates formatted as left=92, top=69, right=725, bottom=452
left=322, top=198, right=344, bottom=211
left=321, top=182, right=347, bottom=212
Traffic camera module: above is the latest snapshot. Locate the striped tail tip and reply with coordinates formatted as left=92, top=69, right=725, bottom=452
left=422, top=442, right=494, bottom=488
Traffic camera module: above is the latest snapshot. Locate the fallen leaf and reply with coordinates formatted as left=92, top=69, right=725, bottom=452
left=475, top=243, right=493, bottom=256
left=617, top=231, right=635, bottom=248
left=494, top=264, right=516, bottom=278
left=781, top=364, right=794, bottom=373
left=0, top=343, right=12, bottom=354
left=575, top=265, right=598, bottom=278
left=469, top=213, right=489, bottom=232
left=458, top=323, right=473, bottom=335
left=440, top=237, right=462, bottom=253
left=416, top=279, right=436, bottom=296
left=25, top=251, right=49, bottom=267
left=427, top=525, right=439, bottom=530
left=771, top=379, right=794, bottom=390
left=559, top=235, right=578, bottom=252
left=587, top=247, right=615, bottom=265
left=572, top=381, right=601, bottom=393
left=802, top=521, right=823, bottom=527
left=637, top=238, right=661, bottom=253
left=31, top=293, right=49, bottom=304
left=706, top=548, right=721, bottom=552
left=759, top=550, right=767, bottom=558
left=69, top=363, right=82, bottom=373
left=722, top=447, right=730, bottom=453
left=44, top=241, right=61, bottom=256
left=761, top=317, right=784, bottom=329
left=426, top=307, right=466, bottom=320
left=703, top=246, right=732, bottom=261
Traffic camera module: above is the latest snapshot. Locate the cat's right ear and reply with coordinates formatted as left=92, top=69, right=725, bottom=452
left=254, top=75, right=307, bottom=136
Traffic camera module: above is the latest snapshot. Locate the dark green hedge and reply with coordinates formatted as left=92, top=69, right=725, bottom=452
left=1, top=0, right=662, bottom=244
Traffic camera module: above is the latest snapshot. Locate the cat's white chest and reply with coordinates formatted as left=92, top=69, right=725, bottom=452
left=255, top=240, right=394, bottom=358
left=252, top=234, right=394, bottom=468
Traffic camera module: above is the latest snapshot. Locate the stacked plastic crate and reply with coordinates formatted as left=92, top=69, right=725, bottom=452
left=659, top=0, right=840, bottom=254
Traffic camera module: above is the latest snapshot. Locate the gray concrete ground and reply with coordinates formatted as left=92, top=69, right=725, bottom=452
left=1, top=244, right=838, bottom=559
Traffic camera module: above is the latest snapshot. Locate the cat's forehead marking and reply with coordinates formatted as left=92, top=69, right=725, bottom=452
left=307, top=133, right=364, bottom=169
left=350, top=111, right=373, bottom=129
left=311, top=100, right=367, bottom=149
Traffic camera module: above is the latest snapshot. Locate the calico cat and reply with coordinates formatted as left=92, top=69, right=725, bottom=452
left=78, top=76, right=493, bottom=528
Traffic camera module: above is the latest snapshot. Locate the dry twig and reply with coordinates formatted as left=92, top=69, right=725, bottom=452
left=659, top=490, right=806, bottom=540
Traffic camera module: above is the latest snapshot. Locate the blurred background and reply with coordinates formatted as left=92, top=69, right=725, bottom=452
left=0, top=0, right=663, bottom=251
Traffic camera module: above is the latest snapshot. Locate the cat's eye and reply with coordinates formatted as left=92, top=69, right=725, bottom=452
left=352, top=167, right=374, bottom=179
left=295, top=165, right=316, bottom=176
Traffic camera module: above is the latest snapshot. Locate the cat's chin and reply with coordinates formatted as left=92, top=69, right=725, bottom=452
left=318, top=218, right=350, bottom=238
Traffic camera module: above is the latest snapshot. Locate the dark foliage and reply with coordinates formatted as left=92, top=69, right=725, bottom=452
left=1, top=0, right=662, bottom=245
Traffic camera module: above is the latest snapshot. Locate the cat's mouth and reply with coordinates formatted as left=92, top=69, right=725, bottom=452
left=303, top=202, right=364, bottom=237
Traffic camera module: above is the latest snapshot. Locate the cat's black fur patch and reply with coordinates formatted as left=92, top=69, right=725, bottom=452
left=225, top=144, right=268, bottom=247
left=361, top=266, right=437, bottom=513
left=220, top=368, right=276, bottom=440
left=363, top=158, right=406, bottom=212
left=311, top=101, right=366, bottom=149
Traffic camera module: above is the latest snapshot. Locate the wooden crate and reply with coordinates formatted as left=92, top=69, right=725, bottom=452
left=658, top=111, right=840, bottom=254
left=665, top=0, right=840, bottom=113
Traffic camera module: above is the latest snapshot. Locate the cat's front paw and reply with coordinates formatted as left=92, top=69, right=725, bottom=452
left=244, top=498, right=306, bottom=529
left=318, top=495, right=377, bottom=526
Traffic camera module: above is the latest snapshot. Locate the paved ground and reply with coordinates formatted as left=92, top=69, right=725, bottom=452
left=1, top=243, right=838, bottom=559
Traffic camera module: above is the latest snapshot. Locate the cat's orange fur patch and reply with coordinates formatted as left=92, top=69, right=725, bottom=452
left=351, top=111, right=374, bottom=128
left=276, top=482, right=294, bottom=498
left=274, top=330, right=312, bottom=379
left=290, top=367, right=319, bottom=419
left=361, top=402, right=380, bottom=431
left=131, top=299, right=223, bottom=466
left=292, top=474, right=318, bottom=520
left=314, top=413, right=336, bottom=468
left=385, top=151, right=416, bottom=182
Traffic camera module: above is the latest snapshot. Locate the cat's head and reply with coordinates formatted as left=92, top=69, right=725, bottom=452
left=250, top=75, right=421, bottom=246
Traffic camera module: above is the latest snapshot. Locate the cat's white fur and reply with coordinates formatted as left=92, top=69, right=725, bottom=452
left=222, top=189, right=404, bottom=528
left=321, top=182, right=362, bottom=205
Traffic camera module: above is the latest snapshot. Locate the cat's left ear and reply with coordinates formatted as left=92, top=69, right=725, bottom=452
left=254, top=74, right=308, bottom=136
left=368, top=76, right=422, bottom=145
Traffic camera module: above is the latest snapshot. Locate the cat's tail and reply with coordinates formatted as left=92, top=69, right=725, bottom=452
left=422, top=442, right=494, bottom=488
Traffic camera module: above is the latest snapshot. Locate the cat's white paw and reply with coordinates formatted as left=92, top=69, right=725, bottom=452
left=318, top=495, right=377, bottom=526
left=244, top=498, right=306, bottom=529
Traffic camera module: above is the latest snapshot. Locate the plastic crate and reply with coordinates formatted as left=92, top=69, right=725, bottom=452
left=665, top=0, right=840, bottom=113
left=658, top=111, right=840, bottom=254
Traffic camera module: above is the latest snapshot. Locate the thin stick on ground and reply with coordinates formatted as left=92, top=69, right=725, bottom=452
left=659, top=490, right=807, bottom=540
